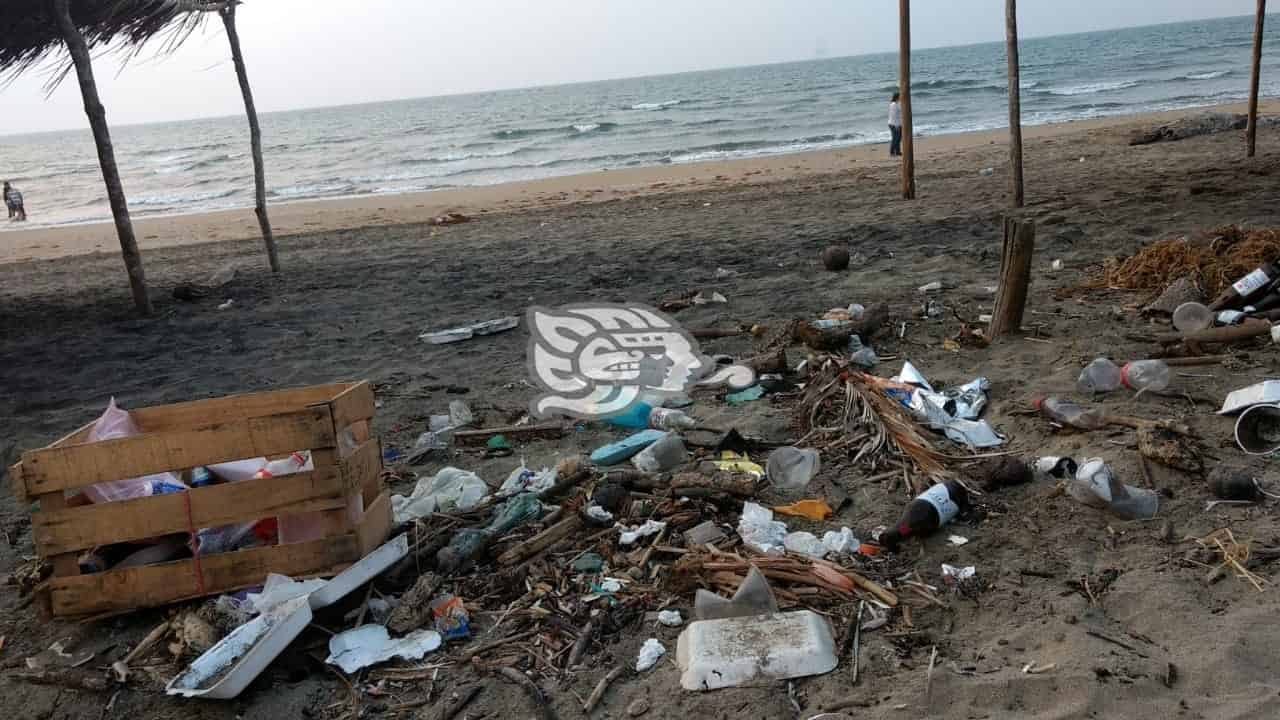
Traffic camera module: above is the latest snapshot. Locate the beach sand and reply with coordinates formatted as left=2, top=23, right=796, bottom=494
left=3, top=103, right=1280, bottom=720
left=3, top=100, right=1276, bottom=265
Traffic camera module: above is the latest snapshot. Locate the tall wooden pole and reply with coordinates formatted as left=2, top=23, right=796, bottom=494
left=220, top=2, right=279, bottom=272
left=52, top=0, right=153, bottom=314
left=898, top=0, right=915, bottom=199
left=1005, top=0, right=1024, bottom=207
left=1247, top=0, right=1267, bottom=158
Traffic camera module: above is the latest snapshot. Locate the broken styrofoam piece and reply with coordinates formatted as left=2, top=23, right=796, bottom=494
left=310, top=534, right=410, bottom=610
left=1220, top=381, right=1280, bottom=415
left=247, top=574, right=327, bottom=615
left=694, top=566, right=778, bottom=621
left=166, top=596, right=312, bottom=700
left=636, top=638, right=666, bottom=672
left=676, top=611, right=838, bottom=690
left=657, top=610, right=684, bottom=627
left=326, top=625, right=443, bottom=674
left=166, top=534, right=410, bottom=700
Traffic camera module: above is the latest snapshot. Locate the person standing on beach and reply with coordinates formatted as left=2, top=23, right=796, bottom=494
left=4, top=181, right=26, bottom=221
left=888, top=92, right=903, bottom=158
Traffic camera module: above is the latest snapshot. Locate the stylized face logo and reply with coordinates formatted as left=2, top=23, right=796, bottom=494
left=527, top=303, right=754, bottom=420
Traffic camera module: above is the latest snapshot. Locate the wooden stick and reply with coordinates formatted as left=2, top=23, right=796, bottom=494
left=1005, top=0, right=1024, bottom=208
left=582, top=666, right=625, bottom=714
left=1158, top=355, right=1230, bottom=367
left=497, top=515, right=582, bottom=566
left=458, top=630, right=536, bottom=663
left=453, top=423, right=565, bottom=446
left=1085, top=630, right=1149, bottom=658
left=495, top=666, right=557, bottom=720
left=436, top=684, right=483, bottom=720
left=1248, top=0, right=1267, bottom=157
left=566, top=616, right=597, bottom=669
left=12, top=669, right=109, bottom=692
left=899, top=0, right=916, bottom=199
left=989, top=217, right=1036, bottom=338
left=670, top=472, right=757, bottom=498
left=120, top=619, right=171, bottom=666
left=851, top=601, right=866, bottom=685
left=925, top=645, right=938, bottom=706
left=1155, top=319, right=1271, bottom=345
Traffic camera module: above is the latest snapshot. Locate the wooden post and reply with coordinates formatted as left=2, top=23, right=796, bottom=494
left=988, top=217, right=1035, bottom=338
left=221, top=3, right=280, bottom=272
left=53, top=0, right=153, bottom=315
left=1248, top=0, right=1267, bottom=158
left=1005, top=0, right=1025, bottom=207
left=898, top=0, right=915, bottom=199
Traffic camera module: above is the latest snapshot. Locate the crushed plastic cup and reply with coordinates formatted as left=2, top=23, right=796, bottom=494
left=766, top=447, right=820, bottom=492
left=1078, top=358, right=1123, bottom=394
left=1067, top=457, right=1158, bottom=520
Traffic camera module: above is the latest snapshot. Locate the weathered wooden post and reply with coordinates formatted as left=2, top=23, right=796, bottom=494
left=898, top=0, right=915, bottom=199
left=989, top=217, right=1036, bottom=338
left=1006, top=0, right=1025, bottom=207
left=1247, top=0, right=1267, bottom=158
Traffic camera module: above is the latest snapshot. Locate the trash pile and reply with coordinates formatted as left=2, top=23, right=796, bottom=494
left=12, top=233, right=1280, bottom=717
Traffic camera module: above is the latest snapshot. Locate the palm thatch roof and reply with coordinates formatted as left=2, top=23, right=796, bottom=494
left=0, top=0, right=223, bottom=84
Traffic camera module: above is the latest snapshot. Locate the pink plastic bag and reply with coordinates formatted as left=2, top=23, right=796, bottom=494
left=83, top=398, right=185, bottom=504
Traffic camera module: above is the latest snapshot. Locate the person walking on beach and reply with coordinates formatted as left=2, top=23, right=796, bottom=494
left=4, top=181, right=26, bottom=221
left=888, top=92, right=903, bottom=158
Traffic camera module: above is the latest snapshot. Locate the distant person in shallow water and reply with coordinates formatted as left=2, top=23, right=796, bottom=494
left=888, top=92, right=903, bottom=158
left=3, top=181, right=25, bottom=221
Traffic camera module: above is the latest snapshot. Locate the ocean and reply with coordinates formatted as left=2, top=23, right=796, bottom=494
left=2, top=14, right=1277, bottom=228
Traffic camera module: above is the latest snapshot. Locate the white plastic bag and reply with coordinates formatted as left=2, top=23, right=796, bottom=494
left=391, top=468, right=488, bottom=523
left=737, top=502, right=787, bottom=555
left=84, top=398, right=185, bottom=503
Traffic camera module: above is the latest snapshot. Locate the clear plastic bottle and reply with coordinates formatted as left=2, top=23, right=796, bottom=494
left=1172, top=302, right=1213, bottom=333
left=1120, top=360, right=1171, bottom=392
left=1077, top=358, right=1122, bottom=394
left=1034, top=397, right=1108, bottom=430
left=648, top=407, right=698, bottom=431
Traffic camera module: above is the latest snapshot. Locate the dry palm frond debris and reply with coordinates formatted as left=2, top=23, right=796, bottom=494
left=796, top=359, right=950, bottom=494
left=1084, top=225, right=1280, bottom=297
left=1199, top=528, right=1268, bottom=592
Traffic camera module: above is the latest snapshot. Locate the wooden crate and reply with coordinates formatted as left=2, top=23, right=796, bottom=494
left=8, top=381, right=392, bottom=617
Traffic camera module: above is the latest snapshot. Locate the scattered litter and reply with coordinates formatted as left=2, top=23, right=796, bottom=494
left=693, top=290, right=727, bottom=304
left=979, top=167, right=995, bottom=177
left=783, top=531, right=827, bottom=559
left=429, top=211, right=470, bottom=226
left=725, top=385, right=766, bottom=404
left=821, top=527, right=860, bottom=555
left=217, top=299, right=234, bottom=311
left=498, top=462, right=557, bottom=497
left=619, top=520, right=667, bottom=546
left=636, top=639, right=666, bottom=672
left=772, top=499, right=833, bottom=521
left=573, top=553, right=606, bottom=574
left=948, top=535, right=970, bottom=546
left=1234, top=404, right=1280, bottom=455
left=737, top=502, right=788, bottom=555
left=1067, top=458, right=1159, bottom=520
left=694, top=566, right=779, bottom=621
left=391, top=467, right=488, bottom=524
left=941, top=564, right=977, bottom=584
left=658, top=610, right=684, bottom=627
left=431, top=595, right=471, bottom=641
left=766, top=447, right=820, bottom=492
left=420, top=316, right=519, bottom=345
left=591, top=429, right=665, bottom=466
left=705, top=451, right=765, bottom=479
left=886, top=362, right=1003, bottom=448
left=326, top=625, right=443, bottom=673
left=585, top=505, right=615, bottom=524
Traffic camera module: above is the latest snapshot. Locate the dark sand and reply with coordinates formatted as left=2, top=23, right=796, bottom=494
left=3, top=114, right=1280, bottom=719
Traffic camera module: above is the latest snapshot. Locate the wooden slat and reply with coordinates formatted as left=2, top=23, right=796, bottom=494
left=341, top=438, right=382, bottom=495
left=129, top=383, right=353, bottom=432
left=357, top=491, right=392, bottom=556
left=31, top=466, right=351, bottom=556
left=50, top=533, right=362, bottom=616
left=9, top=461, right=27, bottom=503
left=20, top=407, right=337, bottom=496
left=10, top=419, right=97, bottom=502
left=36, top=493, right=81, bottom=578
left=326, top=381, right=376, bottom=434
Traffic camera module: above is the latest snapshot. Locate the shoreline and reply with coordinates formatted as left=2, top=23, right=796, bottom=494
left=2, top=99, right=1274, bottom=265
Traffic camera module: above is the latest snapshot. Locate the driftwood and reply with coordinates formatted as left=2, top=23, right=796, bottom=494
left=795, top=303, right=890, bottom=350
left=13, top=669, right=109, bottom=692
left=453, top=423, right=565, bottom=446
left=670, top=472, right=757, bottom=498
left=1155, top=319, right=1272, bottom=345
left=435, top=685, right=483, bottom=720
left=497, top=515, right=582, bottom=566
left=583, top=666, right=625, bottom=713
left=494, top=665, right=557, bottom=720
left=566, top=616, right=598, bottom=669
left=743, top=347, right=788, bottom=374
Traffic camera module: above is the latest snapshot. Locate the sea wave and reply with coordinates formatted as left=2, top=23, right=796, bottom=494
left=132, top=187, right=237, bottom=207
left=572, top=122, right=618, bottom=134
left=1181, top=70, right=1231, bottom=80
left=1037, top=80, right=1140, bottom=96
left=493, top=122, right=618, bottom=139
left=269, top=182, right=356, bottom=199
left=630, top=100, right=682, bottom=110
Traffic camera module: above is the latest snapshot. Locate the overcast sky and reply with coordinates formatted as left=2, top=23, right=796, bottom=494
left=0, top=0, right=1260, bottom=135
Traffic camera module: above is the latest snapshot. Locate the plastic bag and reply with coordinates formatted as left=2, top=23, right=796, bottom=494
left=767, top=447, right=820, bottom=492
left=497, top=462, right=557, bottom=498
left=391, top=468, right=489, bottom=524
left=84, top=398, right=186, bottom=503
left=737, top=502, right=787, bottom=555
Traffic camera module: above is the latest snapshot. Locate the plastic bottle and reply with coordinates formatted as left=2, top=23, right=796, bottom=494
left=632, top=433, right=687, bottom=472
left=1077, top=358, right=1122, bottom=394
left=1120, top=360, right=1171, bottom=392
left=1209, top=260, right=1280, bottom=311
left=1034, top=397, right=1108, bottom=431
left=878, top=481, right=970, bottom=551
left=648, top=408, right=698, bottom=431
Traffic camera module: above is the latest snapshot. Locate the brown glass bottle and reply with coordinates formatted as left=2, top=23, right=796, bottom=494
left=879, top=481, right=970, bottom=551
left=1209, top=261, right=1280, bottom=311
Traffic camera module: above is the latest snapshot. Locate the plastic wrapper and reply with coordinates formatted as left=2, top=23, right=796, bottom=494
left=326, top=626, right=442, bottom=673
left=487, top=493, right=544, bottom=535
left=497, top=462, right=557, bottom=497
left=889, top=362, right=1004, bottom=449
left=783, top=531, right=827, bottom=559
left=619, top=519, right=666, bottom=545
left=430, top=594, right=471, bottom=641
